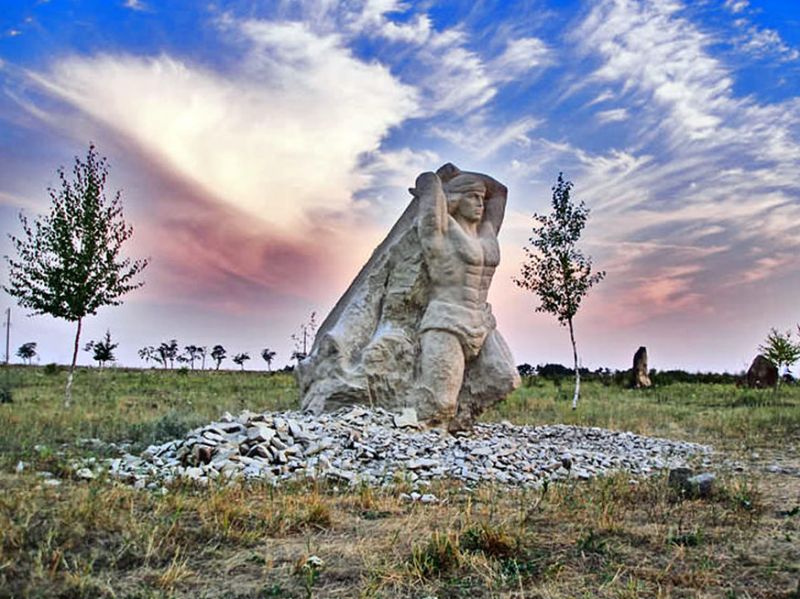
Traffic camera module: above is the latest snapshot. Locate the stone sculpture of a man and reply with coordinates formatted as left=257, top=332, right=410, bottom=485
left=297, top=163, right=519, bottom=431
left=411, top=164, right=518, bottom=428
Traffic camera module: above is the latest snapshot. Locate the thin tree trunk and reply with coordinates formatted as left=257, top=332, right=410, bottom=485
left=568, top=317, right=580, bottom=410
left=65, top=317, right=82, bottom=407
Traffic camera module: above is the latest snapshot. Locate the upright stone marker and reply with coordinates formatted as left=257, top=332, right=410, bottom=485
left=746, top=354, right=778, bottom=389
left=632, top=346, right=652, bottom=388
left=298, top=163, right=520, bottom=430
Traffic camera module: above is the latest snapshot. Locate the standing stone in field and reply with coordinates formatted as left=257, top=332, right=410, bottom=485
left=746, top=354, right=778, bottom=389
left=297, top=163, right=520, bottom=431
left=631, top=346, right=652, bottom=388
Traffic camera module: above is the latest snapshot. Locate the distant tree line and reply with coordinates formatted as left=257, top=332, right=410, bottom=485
left=516, top=363, right=745, bottom=387
left=138, top=341, right=278, bottom=372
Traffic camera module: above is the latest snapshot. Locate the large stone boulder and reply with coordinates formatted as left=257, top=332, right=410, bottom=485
left=297, top=164, right=520, bottom=431
left=631, top=346, right=652, bottom=388
left=746, top=354, right=778, bottom=389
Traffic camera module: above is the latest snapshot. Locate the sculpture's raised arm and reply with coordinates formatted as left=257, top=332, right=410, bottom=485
left=412, top=171, right=447, bottom=238
left=481, top=176, right=508, bottom=235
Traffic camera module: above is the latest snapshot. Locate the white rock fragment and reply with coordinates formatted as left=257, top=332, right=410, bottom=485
left=75, top=467, right=95, bottom=480
left=394, top=408, right=420, bottom=429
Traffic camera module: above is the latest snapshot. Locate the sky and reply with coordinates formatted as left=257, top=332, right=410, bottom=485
left=1, top=0, right=799, bottom=373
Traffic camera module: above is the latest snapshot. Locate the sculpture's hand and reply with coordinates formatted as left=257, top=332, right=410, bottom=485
left=409, top=171, right=440, bottom=198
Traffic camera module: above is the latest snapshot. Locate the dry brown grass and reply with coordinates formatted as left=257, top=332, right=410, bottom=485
left=1, top=468, right=798, bottom=597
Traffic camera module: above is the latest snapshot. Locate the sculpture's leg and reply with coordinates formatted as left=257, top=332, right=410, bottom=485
left=449, top=329, right=521, bottom=431
left=414, top=330, right=464, bottom=426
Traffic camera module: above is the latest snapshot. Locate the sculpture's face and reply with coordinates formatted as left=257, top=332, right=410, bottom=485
left=454, top=189, right=485, bottom=222
left=444, top=174, right=487, bottom=223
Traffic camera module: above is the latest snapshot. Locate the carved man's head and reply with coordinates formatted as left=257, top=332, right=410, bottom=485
left=444, top=174, right=486, bottom=222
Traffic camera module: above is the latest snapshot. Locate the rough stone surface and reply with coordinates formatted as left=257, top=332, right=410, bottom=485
left=668, top=468, right=716, bottom=498
left=107, top=406, right=711, bottom=490
left=632, top=346, right=652, bottom=388
left=297, top=164, right=520, bottom=431
left=746, top=354, right=778, bottom=389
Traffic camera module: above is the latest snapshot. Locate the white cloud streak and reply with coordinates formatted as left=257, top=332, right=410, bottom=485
left=735, top=25, right=800, bottom=62
left=595, top=108, right=628, bottom=124
left=724, top=0, right=749, bottom=14
left=491, top=37, right=552, bottom=81
left=24, top=19, right=418, bottom=234
left=123, top=0, right=148, bottom=11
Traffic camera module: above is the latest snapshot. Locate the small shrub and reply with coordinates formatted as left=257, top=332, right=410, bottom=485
left=460, top=522, right=519, bottom=559
left=294, top=498, right=332, bottom=531
left=43, top=363, right=61, bottom=376
left=716, top=476, right=763, bottom=520
left=576, top=528, right=607, bottom=555
left=260, top=583, right=288, bottom=597
left=410, top=532, right=461, bottom=577
left=667, top=527, right=703, bottom=547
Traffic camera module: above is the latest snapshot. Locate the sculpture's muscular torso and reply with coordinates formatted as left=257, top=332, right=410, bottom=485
left=411, top=166, right=509, bottom=428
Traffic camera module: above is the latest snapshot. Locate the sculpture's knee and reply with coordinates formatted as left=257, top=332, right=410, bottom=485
left=479, top=330, right=521, bottom=391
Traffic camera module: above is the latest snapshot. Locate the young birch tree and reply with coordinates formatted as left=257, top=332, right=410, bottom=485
left=515, top=173, right=605, bottom=409
left=4, top=145, right=148, bottom=405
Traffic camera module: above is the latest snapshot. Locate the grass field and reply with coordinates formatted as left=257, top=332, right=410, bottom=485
left=1, top=365, right=799, bottom=598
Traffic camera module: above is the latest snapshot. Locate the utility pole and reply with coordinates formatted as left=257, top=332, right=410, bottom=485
left=3, top=308, right=9, bottom=365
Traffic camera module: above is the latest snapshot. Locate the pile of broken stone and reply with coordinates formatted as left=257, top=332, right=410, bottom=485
left=108, top=406, right=712, bottom=491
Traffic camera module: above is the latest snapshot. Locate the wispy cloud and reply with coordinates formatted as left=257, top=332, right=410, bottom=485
left=491, top=37, right=552, bottom=80
left=0, top=190, right=38, bottom=210
left=9, top=11, right=422, bottom=311
left=521, top=0, right=800, bottom=330
left=23, top=19, right=417, bottom=235
left=735, top=25, right=800, bottom=62
left=123, top=0, right=148, bottom=12
left=738, top=254, right=797, bottom=285
left=595, top=108, right=628, bottom=124
left=433, top=115, right=541, bottom=159
left=724, top=0, right=749, bottom=14
left=338, top=2, right=553, bottom=116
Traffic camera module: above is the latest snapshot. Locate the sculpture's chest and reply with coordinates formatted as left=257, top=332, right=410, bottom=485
left=445, top=225, right=499, bottom=267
